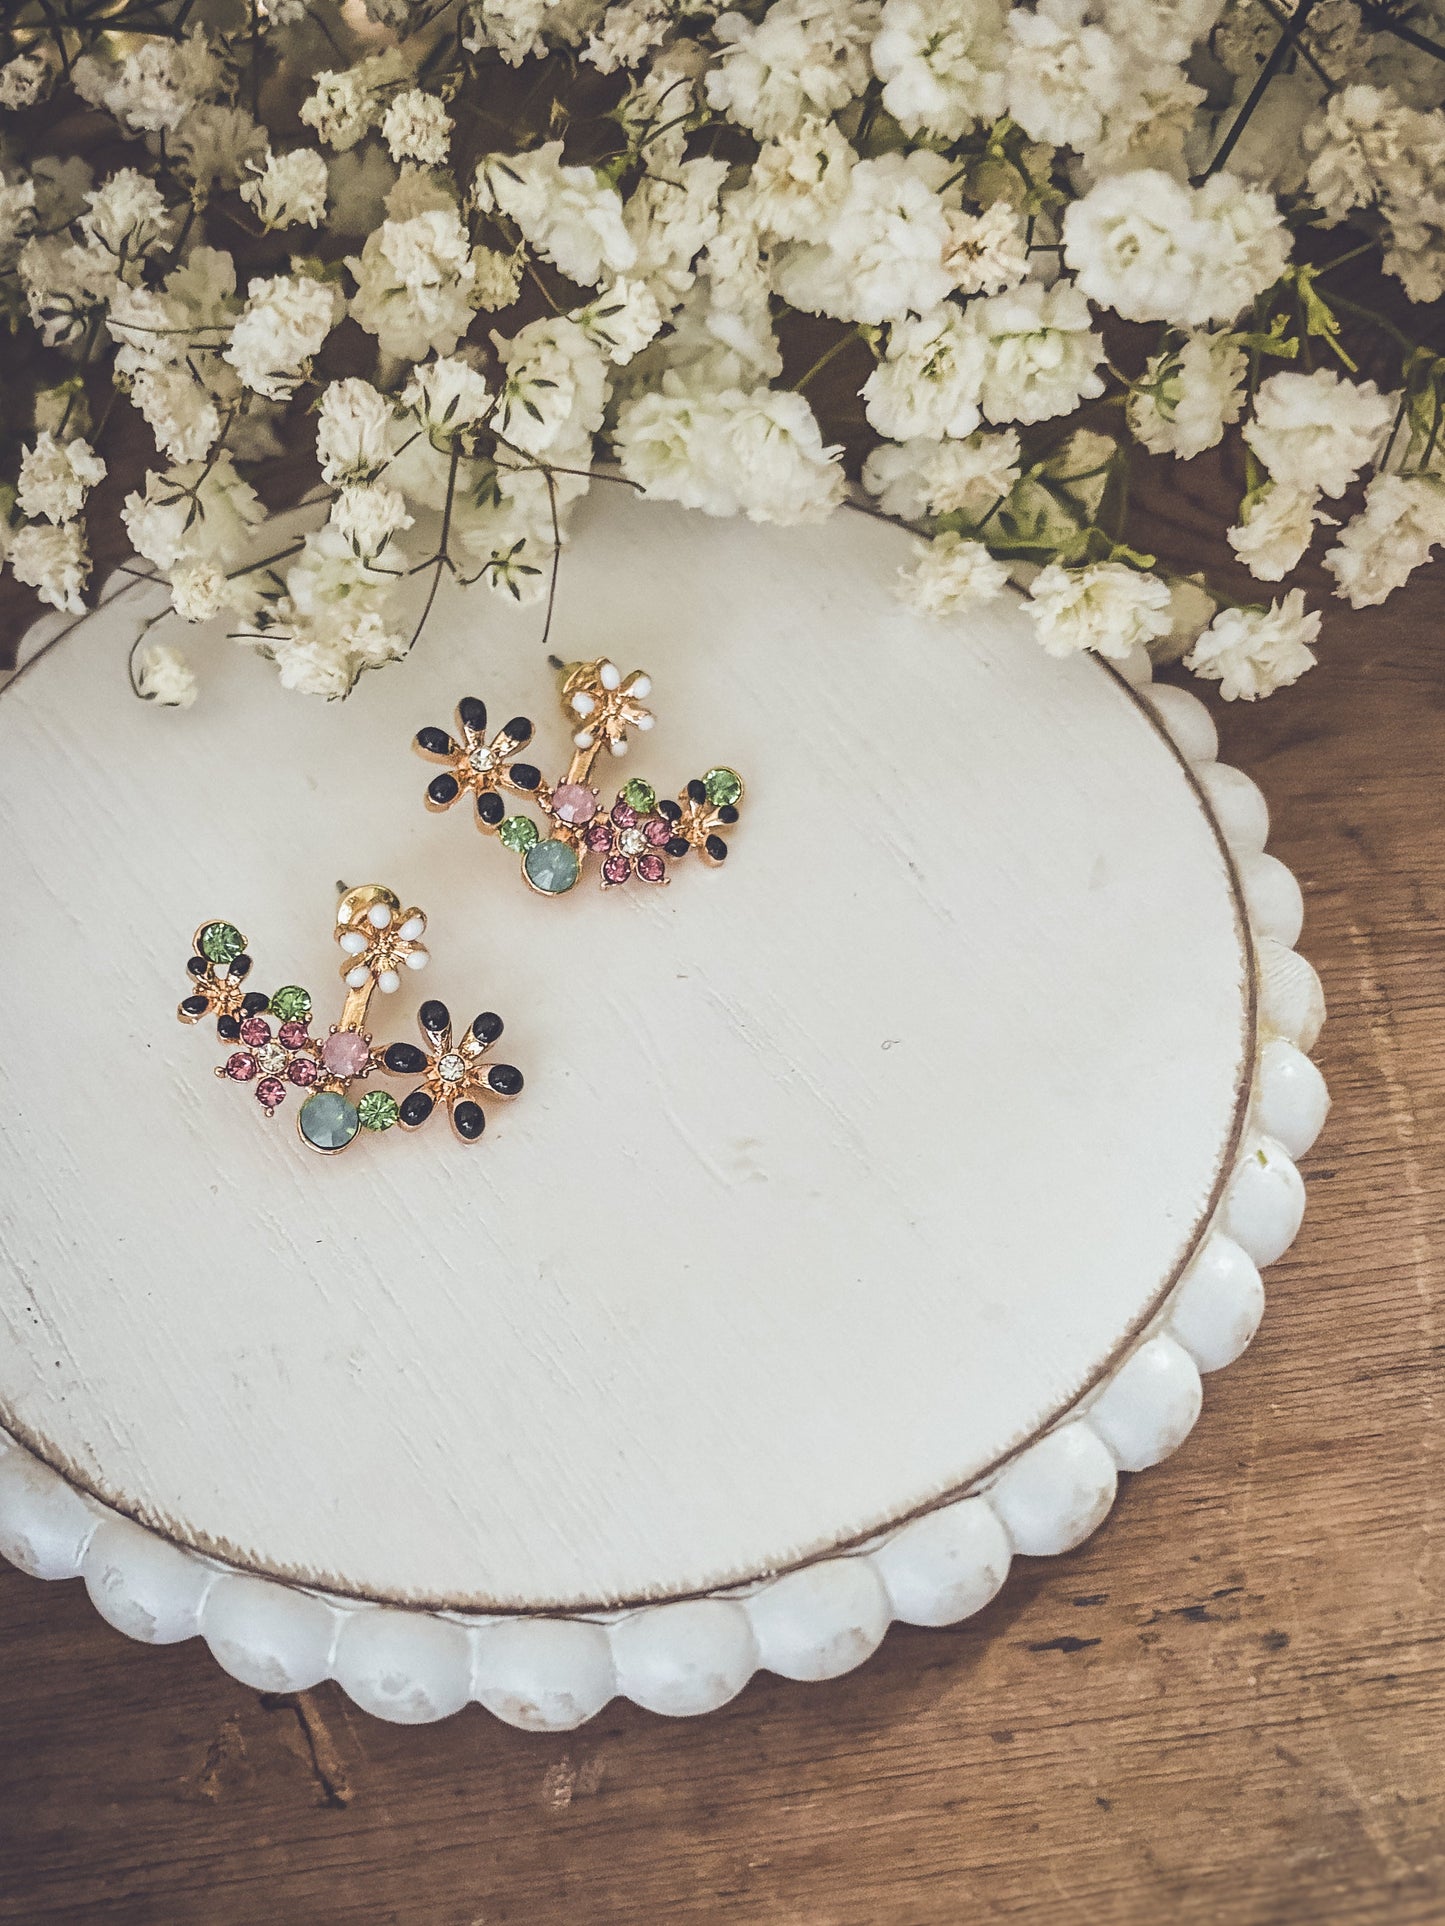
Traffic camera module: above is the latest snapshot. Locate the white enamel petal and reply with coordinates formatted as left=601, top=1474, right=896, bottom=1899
left=571, top=691, right=595, bottom=717
left=345, top=964, right=371, bottom=989
left=377, top=969, right=401, bottom=994
left=629, top=674, right=651, bottom=699
left=368, top=904, right=393, bottom=930
left=339, top=930, right=368, bottom=955
left=404, top=949, right=429, bottom=971
left=599, top=660, right=621, bottom=691
left=398, top=915, right=426, bottom=942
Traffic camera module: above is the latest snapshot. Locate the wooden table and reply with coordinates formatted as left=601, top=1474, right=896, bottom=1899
left=2, top=515, right=1441, bottom=1924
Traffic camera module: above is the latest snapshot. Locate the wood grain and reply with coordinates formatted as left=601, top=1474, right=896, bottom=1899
left=1, top=496, right=1441, bottom=1923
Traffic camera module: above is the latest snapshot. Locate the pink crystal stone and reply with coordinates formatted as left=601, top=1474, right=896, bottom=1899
left=225, top=1052, right=256, bottom=1082
left=602, top=854, right=631, bottom=886
left=611, top=798, right=639, bottom=828
left=637, top=853, right=666, bottom=883
left=255, top=1077, right=286, bottom=1111
left=584, top=821, right=613, bottom=853
left=643, top=816, right=671, bottom=847
left=322, top=1030, right=371, bottom=1077
left=551, top=782, right=598, bottom=825
left=287, top=1055, right=319, bottom=1086
left=278, top=1019, right=310, bottom=1049
left=239, top=1015, right=272, bottom=1047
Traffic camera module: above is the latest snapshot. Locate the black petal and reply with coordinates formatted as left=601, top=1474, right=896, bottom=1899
left=704, top=834, right=728, bottom=862
left=457, top=696, right=487, bottom=734
left=510, top=762, right=541, bottom=791
left=399, top=1089, right=434, bottom=1128
left=419, top=999, right=451, bottom=1038
left=384, top=1042, right=428, bottom=1075
left=472, top=1012, right=504, bottom=1046
left=186, top=955, right=208, bottom=978
left=229, top=954, right=252, bottom=980
left=718, top=805, right=739, bottom=825
left=216, top=1015, right=241, bottom=1041
left=666, top=837, right=690, bottom=859
left=241, top=991, right=270, bottom=1016
left=416, top=726, right=456, bottom=757
left=180, top=994, right=209, bottom=1019
left=427, top=773, right=460, bottom=807
left=477, top=791, right=505, bottom=826
left=487, top=1064, right=523, bottom=1098
left=453, top=1100, right=486, bottom=1141
left=500, top=715, right=534, bottom=747
left=686, top=778, right=707, bottom=804
left=657, top=799, right=681, bottom=822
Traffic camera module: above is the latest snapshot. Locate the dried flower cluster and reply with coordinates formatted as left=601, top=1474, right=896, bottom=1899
left=2, top=0, right=1443, bottom=707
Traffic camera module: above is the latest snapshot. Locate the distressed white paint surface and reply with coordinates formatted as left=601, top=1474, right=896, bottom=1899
left=0, top=495, right=1250, bottom=1612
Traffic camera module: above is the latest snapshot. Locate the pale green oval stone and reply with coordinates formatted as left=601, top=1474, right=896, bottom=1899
left=523, top=837, right=580, bottom=895
left=299, top=1090, right=359, bottom=1151
left=499, top=815, right=539, bottom=852
left=357, top=1090, right=399, bottom=1132
left=199, top=921, right=245, bottom=965
left=704, top=767, right=742, bottom=808
left=269, top=984, right=312, bottom=1022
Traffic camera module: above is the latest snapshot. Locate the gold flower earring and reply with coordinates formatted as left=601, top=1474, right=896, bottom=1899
left=179, top=885, right=523, bottom=1154
left=412, top=657, right=744, bottom=898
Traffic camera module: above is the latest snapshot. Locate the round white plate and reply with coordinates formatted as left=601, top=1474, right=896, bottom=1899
left=0, top=494, right=1326, bottom=1723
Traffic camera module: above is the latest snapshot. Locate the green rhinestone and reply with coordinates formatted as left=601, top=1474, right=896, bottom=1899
left=623, top=777, right=657, bottom=816
left=199, top=921, right=245, bottom=966
left=703, top=767, right=742, bottom=809
left=523, top=836, right=581, bottom=895
left=357, top=1090, right=399, bottom=1132
left=268, top=985, right=312, bottom=1022
left=499, top=815, right=539, bottom=852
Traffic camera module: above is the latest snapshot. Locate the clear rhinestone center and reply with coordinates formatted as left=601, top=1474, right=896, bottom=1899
left=438, top=1052, right=465, bottom=1084
left=619, top=827, right=647, bottom=857
left=469, top=746, right=495, bottom=774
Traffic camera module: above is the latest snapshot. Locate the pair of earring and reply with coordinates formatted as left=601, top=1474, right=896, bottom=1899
left=179, top=657, right=745, bottom=1156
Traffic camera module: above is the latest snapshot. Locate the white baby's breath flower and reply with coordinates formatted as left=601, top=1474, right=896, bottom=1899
left=974, top=277, right=1105, bottom=425
left=492, top=314, right=609, bottom=457
left=1243, top=369, right=1396, bottom=499
left=134, top=640, right=198, bottom=707
left=131, top=367, right=224, bottom=463
left=774, top=150, right=959, bottom=326
left=1227, top=483, right=1326, bottom=582
left=381, top=90, right=454, bottom=167
left=1028, top=560, right=1172, bottom=660
left=1004, top=0, right=1123, bottom=151
left=571, top=277, right=664, bottom=363
left=1184, top=590, right=1320, bottom=700
left=1062, top=169, right=1287, bottom=326
left=862, top=304, right=986, bottom=441
left=872, top=0, right=1008, bottom=141
left=9, top=520, right=90, bottom=612
left=300, top=50, right=409, bottom=151
left=77, top=167, right=172, bottom=263
left=612, top=374, right=844, bottom=523
left=584, top=0, right=673, bottom=73
left=744, top=117, right=855, bottom=243
left=122, top=454, right=264, bottom=571
left=897, top=532, right=1011, bottom=614
left=330, top=482, right=414, bottom=559
left=350, top=198, right=478, bottom=360
left=401, top=356, right=494, bottom=435
left=471, top=245, right=524, bottom=312
left=17, top=433, right=106, bottom=525
left=223, top=272, right=342, bottom=400
left=476, top=143, right=634, bottom=288
left=706, top=0, right=880, bottom=139
left=169, top=558, right=233, bottom=623
left=944, top=201, right=1028, bottom=297
left=240, top=148, right=330, bottom=230
left=316, top=378, right=396, bottom=483
left=863, top=429, right=1021, bottom=521
left=1324, top=474, right=1445, bottom=609
left=1127, top=330, right=1246, bottom=459
left=0, top=48, right=53, bottom=110
left=624, top=157, right=729, bottom=305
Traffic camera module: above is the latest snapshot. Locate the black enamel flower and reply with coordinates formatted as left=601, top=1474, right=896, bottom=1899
left=377, top=997, right=524, bottom=1144
left=414, top=697, right=546, bottom=835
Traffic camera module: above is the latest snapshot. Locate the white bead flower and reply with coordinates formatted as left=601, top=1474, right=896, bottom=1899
left=338, top=901, right=430, bottom=994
